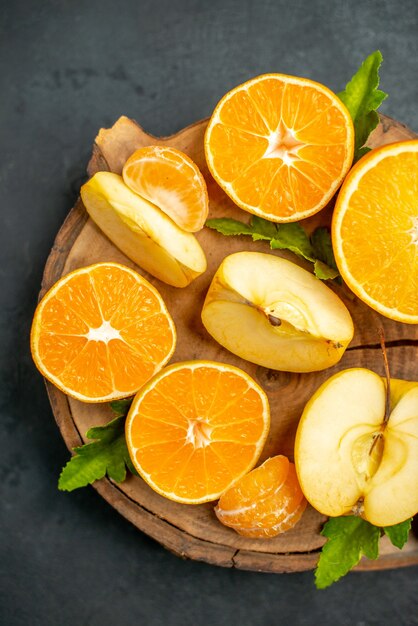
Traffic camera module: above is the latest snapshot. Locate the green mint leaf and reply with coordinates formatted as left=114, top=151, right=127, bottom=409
left=207, top=216, right=341, bottom=281
left=314, top=260, right=339, bottom=280
left=310, top=228, right=338, bottom=271
left=384, top=518, right=412, bottom=549
left=249, top=216, right=279, bottom=240
left=58, top=415, right=137, bottom=492
left=315, top=516, right=380, bottom=589
left=110, top=398, right=133, bottom=417
left=355, top=146, right=372, bottom=161
left=205, top=218, right=254, bottom=237
left=270, top=222, right=315, bottom=262
left=338, top=51, right=387, bottom=160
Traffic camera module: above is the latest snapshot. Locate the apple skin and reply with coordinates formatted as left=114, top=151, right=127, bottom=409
left=80, top=172, right=207, bottom=288
left=201, top=251, right=354, bottom=372
left=294, top=368, right=418, bottom=527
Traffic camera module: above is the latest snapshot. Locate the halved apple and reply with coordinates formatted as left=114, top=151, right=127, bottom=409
left=80, top=172, right=207, bottom=288
left=201, top=251, right=353, bottom=372
left=295, top=368, right=418, bottom=526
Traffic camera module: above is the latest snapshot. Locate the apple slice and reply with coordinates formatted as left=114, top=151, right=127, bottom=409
left=201, top=251, right=353, bottom=372
left=295, top=369, right=418, bottom=526
left=80, top=172, right=207, bottom=288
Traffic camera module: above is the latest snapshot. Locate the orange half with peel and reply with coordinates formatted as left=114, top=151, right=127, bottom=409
left=31, top=263, right=176, bottom=402
left=332, top=140, right=418, bottom=323
left=205, top=73, right=354, bottom=222
left=125, top=361, right=270, bottom=504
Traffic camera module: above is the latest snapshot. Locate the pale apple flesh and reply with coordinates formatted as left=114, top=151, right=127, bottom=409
left=80, top=172, right=207, bottom=288
left=295, top=368, right=418, bottom=526
left=201, top=252, right=354, bottom=372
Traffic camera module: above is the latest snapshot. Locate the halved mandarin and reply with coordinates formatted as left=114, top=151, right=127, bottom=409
left=123, top=146, right=209, bottom=232
left=332, top=140, right=418, bottom=323
left=205, top=74, right=354, bottom=222
left=125, top=361, right=270, bottom=504
left=30, top=263, right=176, bottom=402
left=215, top=455, right=307, bottom=538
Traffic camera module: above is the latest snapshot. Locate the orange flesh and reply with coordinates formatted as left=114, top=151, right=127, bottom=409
left=334, top=145, right=418, bottom=320
left=126, top=363, right=270, bottom=503
left=215, top=456, right=307, bottom=537
left=206, top=75, right=353, bottom=220
left=123, top=146, right=209, bottom=232
left=32, top=264, right=176, bottom=401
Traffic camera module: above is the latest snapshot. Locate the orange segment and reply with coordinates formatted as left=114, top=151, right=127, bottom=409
left=207, top=124, right=268, bottom=183
left=215, top=456, right=307, bottom=538
left=88, top=264, right=139, bottom=320
left=205, top=73, right=354, bottom=222
left=37, top=333, right=88, bottom=377
left=125, top=361, right=270, bottom=504
left=55, top=272, right=103, bottom=327
left=123, top=146, right=209, bottom=232
left=332, top=140, right=418, bottom=323
left=59, top=340, right=114, bottom=399
left=31, top=263, right=176, bottom=402
left=39, top=297, right=89, bottom=335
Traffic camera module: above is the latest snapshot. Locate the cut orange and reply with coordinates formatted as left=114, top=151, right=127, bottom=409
left=205, top=74, right=354, bottom=222
left=123, top=146, right=209, bottom=232
left=215, top=456, right=307, bottom=538
left=125, top=361, right=270, bottom=503
left=31, top=263, right=176, bottom=402
left=332, top=140, right=418, bottom=323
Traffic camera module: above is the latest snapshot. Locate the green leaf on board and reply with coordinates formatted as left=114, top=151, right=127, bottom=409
left=315, top=516, right=380, bottom=589
left=206, top=217, right=339, bottom=280
left=383, top=518, right=412, bottom=550
left=338, top=50, right=388, bottom=161
left=58, top=413, right=137, bottom=492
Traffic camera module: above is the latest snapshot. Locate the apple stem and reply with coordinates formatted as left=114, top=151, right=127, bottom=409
left=368, top=432, right=383, bottom=459
left=378, top=328, right=391, bottom=424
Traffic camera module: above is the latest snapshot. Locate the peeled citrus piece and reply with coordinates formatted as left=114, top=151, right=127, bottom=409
left=125, top=361, right=270, bottom=504
left=123, top=146, right=209, bottom=232
left=332, top=140, right=418, bottom=323
left=215, top=456, right=307, bottom=537
left=205, top=73, right=354, bottom=222
left=31, top=263, right=176, bottom=402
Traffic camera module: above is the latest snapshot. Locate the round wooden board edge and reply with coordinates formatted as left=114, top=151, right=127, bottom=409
left=41, top=117, right=418, bottom=575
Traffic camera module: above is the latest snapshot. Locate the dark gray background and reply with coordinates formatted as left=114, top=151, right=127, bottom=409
left=1, top=1, right=417, bottom=624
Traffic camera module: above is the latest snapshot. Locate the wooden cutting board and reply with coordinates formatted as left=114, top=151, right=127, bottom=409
left=41, top=114, right=418, bottom=573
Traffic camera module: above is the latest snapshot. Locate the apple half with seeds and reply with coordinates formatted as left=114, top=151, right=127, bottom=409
left=295, top=368, right=418, bottom=526
left=81, top=172, right=207, bottom=288
left=201, top=251, right=354, bottom=372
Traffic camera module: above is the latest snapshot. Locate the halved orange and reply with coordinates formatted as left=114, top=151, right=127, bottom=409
left=332, top=140, right=418, bottom=323
left=215, top=456, right=307, bottom=538
left=125, top=361, right=270, bottom=503
left=123, top=146, right=209, bottom=232
left=31, top=263, right=176, bottom=402
left=205, top=74, right=354, bottom=222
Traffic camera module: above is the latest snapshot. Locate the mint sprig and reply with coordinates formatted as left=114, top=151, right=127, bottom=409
left=315, top=515, right=413, bottom=589
left=58, top=399, right=136, bottom=492
left=206, top=216, right=339, bottom=280
left=383, top=518, right=412, bottom=549
left=338, top=50, right=388, bottom=161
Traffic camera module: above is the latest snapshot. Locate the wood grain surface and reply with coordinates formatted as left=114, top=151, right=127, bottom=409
left=41, top=114, right=418, bottom=573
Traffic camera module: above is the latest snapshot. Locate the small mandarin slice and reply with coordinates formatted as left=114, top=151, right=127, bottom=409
left=215, top=455, right=307, bottom=538
left=125, top=361, right=270, bottom=504
left=123, top=146, right=209, bottom=232
left=31, top=262, right=176, bottom=402
left=332, top=139, right=418, bottom=323
left=205, top=73, right=354, bottom=222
